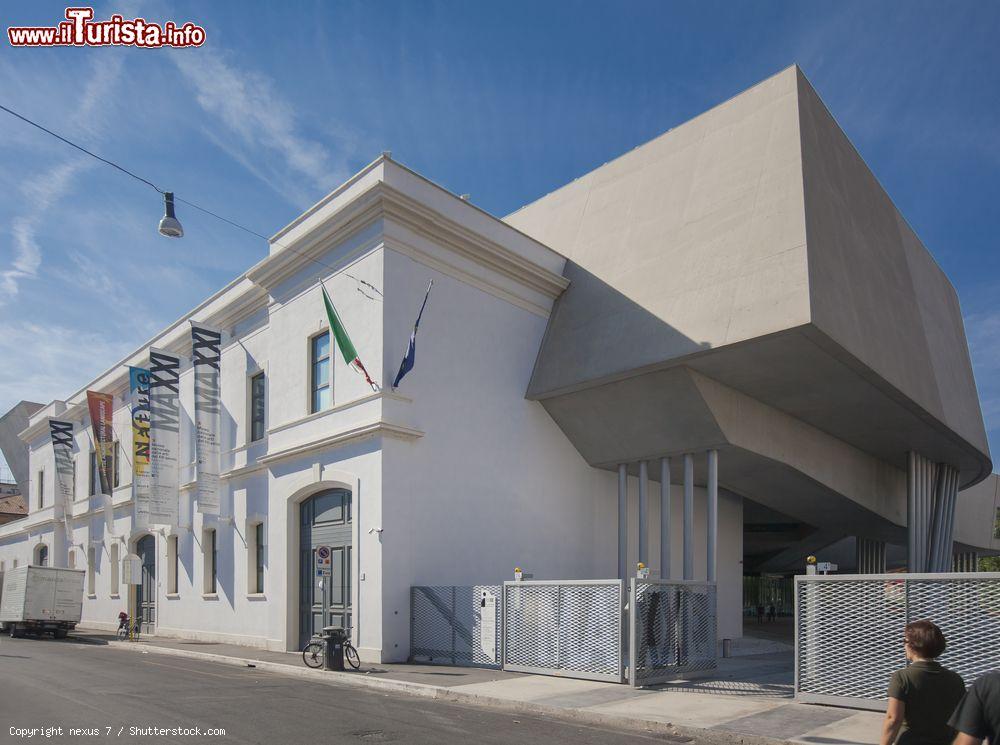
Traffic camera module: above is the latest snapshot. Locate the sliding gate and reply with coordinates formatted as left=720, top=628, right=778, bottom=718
left=629, top=579, right=717, bottom=687
left=411, top=579, right=718, bottom=685
left=503, top=580, right=623, bottom=682
left=796, top=573, right=1000, bottom=709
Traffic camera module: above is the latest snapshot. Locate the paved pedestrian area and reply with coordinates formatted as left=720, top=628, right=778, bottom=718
left=75, top=628, right=883, bottom=744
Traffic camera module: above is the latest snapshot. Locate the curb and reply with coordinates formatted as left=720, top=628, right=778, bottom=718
left=101, top=640, right=793, bottom=745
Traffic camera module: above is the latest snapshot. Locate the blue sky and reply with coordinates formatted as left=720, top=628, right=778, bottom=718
left=1, top=0, right=999, bottom=467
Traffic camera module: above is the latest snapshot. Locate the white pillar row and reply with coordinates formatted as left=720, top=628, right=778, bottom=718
left=638, top=460, right=649, bottom=568
left=617, top=463, right=628, bottom=581
left=659, top=457, right=671, bottom=580
left=683, top=453, right=694, bottom=580
left=707, top=449, right=718, bottom=583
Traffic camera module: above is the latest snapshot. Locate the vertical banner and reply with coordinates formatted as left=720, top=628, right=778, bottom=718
left=191, top=322, right=222, bottom=515
left=48, top=419, right=75, bottom=532
left=148, top=348, right=182, bottom=527
left=129, top=367, right=152, bottom=529
left=86, top=391, right=116, bottom=531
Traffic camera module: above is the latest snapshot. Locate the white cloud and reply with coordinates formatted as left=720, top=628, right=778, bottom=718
left=0, top=320, right=137, bottom=417
left=0, top=53, right=124, bottom=302
left=170, top=47, right=355, bottom=206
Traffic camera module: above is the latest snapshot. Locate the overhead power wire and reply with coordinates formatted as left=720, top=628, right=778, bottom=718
left=0, top=102, right=382, bottom=300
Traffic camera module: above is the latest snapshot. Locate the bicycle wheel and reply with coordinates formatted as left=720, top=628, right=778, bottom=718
left=302, top=642, right=325, bottom=669
left=344, top=644, right=361, bottom=670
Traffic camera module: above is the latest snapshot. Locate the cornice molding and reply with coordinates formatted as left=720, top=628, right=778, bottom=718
left=248, top=182, right=568, bottom=302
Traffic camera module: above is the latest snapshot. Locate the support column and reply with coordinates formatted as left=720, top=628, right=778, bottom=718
left=638, top=460, right=648, bottom=567
left=907, top=452, right=917, bottom=572
left=707, top=450, right=718, bottom=583
left=659, top=458, right=671, bottom=580
left=683, top=453, right=694, bottom=580
left=856, top=537, right=887, bottom=574
left=618, top=464, right=628, bottom=581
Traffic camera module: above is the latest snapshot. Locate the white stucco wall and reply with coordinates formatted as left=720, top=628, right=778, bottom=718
left=0, top=161, right=744, bottom=663
left=377, top=247, right=743, bottom=661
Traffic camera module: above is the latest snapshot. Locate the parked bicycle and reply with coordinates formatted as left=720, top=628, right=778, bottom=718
left=302, top=627, right=360, bottom=670
left=115, top=612, right=141, bottom=641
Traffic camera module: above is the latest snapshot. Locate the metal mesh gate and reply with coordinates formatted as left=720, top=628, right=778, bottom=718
left=410, top=585, right=501, bottom=667
left=503, top=580, right=623, bottom=682
left=629, top=580, right=717, bottom=686
left=796, top=573, right=1000, bottom=709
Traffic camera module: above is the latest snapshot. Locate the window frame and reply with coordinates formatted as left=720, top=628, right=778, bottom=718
left=36, top=469, right=44, bottom=509
left=110, top=542, right=120, bottom=596
left=250, top=371, right=266, bottom=442
left=203, top=528, right=217, bottom=595
left=88, top=450, right=97, bottom=496
left=309, top=330, right=332, bottom=414
left=247, top=519, right=267, bottom=595
left=86, top=547, right=95, bottom=595
left=112, top=440, right=120, bottom=489
left=167, top=535, right=179, bottom=594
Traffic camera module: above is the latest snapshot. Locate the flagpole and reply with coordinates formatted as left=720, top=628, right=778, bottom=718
left=319, top=277, right=380, bottom=392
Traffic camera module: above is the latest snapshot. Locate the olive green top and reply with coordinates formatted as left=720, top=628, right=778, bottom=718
left=888, top=660, right=966, bottom=745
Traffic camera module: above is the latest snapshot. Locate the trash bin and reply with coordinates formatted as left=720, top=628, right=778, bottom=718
left=323, top=626, right=346, bottom=671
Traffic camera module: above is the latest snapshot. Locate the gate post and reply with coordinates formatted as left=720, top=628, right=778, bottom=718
left=628, top=578, right=636, bottom=686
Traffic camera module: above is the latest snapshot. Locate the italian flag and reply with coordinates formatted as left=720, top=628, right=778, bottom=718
left=322, top=286, right=378, bottom=391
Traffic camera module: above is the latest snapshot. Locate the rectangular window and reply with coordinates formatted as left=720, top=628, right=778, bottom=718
left=13, top=558, right=18, bottom=568
left=203, top=528, right=217, bottom=594
left=168, top=535, right=178, bottom=594
left=110, top=543, right=120, bottom=596
left=36, top=469, right=44, bottom=509
left=250, top=372, right=266, bottom=442
left=87, top=547, right=95, bottom=595
left=113, top=441, right=120, bottom=488
left=310, top=332, right=332, bottom=413
left=254, top=522, right=265, bottom=593
left=89, top=451, right=96, bottom=496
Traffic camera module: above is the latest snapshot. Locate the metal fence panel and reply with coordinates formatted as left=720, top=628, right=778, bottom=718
left=410, top=585, right=501, bottom=668
left=630, top=580, right=717, bottom=687
left=503, top=580, right=623, bottom=682
left=795, top=573, right=1000, bottom=710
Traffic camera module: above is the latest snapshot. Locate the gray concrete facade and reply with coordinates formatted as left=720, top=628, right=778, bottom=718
left=505, top=65, right=995, bottom=560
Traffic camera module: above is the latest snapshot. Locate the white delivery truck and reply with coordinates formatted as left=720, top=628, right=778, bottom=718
left=0, top=565, right=86, bottom=638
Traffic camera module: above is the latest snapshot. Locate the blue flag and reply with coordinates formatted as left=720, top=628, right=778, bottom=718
left=392, top=280, right=433, bottom=389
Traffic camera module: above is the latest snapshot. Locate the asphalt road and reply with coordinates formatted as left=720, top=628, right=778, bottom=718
left=0, top=636, right=690, bottom=744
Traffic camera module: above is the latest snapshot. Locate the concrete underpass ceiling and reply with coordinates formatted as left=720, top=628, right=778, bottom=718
left=538, top=365, right=910, bottom=543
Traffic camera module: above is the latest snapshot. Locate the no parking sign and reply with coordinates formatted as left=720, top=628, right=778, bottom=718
left=315, top=545, right=332, bottom=577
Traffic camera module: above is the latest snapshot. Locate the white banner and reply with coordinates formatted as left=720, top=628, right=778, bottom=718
left=48, top=419, right=75, bottom=531
left=191, top=322, right=222, bottom=515
left=148, top=348, right=182, bottom=527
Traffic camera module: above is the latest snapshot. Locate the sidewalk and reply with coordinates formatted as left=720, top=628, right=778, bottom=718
left=75, top=629, right=882, bottom=745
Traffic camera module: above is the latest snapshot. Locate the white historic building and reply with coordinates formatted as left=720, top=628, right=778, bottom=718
left=1, top=67, right=997, bottom=660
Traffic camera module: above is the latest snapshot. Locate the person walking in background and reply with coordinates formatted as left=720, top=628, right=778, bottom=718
left=949, top=671, right=1000, bottom=745
left=879, top=620, right=965, bottom=745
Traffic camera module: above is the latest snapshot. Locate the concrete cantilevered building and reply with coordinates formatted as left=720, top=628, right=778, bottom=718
left=0, top=65, right=996, bottom=656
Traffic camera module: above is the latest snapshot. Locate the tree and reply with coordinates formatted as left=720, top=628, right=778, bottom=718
left=980, top=555, right=1000, bottom=572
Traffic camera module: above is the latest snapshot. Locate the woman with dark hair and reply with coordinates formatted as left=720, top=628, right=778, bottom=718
left=880, top=620, right=966, bottom=745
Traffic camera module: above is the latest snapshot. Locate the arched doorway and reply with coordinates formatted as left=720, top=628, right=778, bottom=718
left=34, top=544, right=48, bottom=566
left=134, top=535, right=156, bottom=634
left=299, top=488, right=352, bottom=649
